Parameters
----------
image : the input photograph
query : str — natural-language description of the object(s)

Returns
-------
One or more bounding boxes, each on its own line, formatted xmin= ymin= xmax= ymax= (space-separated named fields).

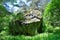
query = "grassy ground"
xmin=1 ymin=33 xmax=60 ymax=40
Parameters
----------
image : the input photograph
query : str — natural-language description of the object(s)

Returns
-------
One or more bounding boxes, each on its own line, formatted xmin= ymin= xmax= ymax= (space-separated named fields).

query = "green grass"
xmin=1 ymin=33 xmax=60 ymax=40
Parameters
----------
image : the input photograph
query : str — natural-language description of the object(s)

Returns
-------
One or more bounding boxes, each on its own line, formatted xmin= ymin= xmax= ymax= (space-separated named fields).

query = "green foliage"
xmin=1 ymin=33 xmax=48 ymax=40
xmin=0 ymin=0 xmax=4 ymax=3
xmin=0 ymin=3 xmax=42 ymax=38
xmin=43 ymin=0 xmax=60 ymax=32
xmin=9 ymin=20 xmax=41 ymax=36
xmin=1 ymin=33 xmax=60 ymax=40
xmin=0 ymin=4 xmax=14 ymax=36
xmin=1 ymin=0 xmax=60 ymax=40
xmin=15 ymin=13 xmax=25 ymax=21
xmin=0 ymin=5 xmax=11 ymax=17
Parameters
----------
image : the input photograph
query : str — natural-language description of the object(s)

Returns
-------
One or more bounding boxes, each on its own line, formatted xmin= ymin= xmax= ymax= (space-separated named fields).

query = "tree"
xmin=43 ymin=0 xmax=60 ymax=32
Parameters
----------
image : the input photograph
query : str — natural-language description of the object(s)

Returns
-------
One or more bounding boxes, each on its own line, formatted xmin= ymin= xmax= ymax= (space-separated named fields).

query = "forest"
xmin=0 ymin=0 xmax=60 ymax=40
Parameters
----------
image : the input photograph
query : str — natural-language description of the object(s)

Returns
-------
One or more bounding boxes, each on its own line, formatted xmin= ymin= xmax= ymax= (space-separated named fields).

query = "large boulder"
xmin=24 ymin=9 xmax=42 ymax=23
xmin=9 ymin=9 xmax=42 ymax=36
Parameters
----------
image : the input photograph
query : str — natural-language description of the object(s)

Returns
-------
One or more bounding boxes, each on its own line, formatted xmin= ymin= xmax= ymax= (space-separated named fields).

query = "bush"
xmin=43 ymin=0 xmax=60 ymax=32
xmin=0 ymin=5 xmax=11 ymax=33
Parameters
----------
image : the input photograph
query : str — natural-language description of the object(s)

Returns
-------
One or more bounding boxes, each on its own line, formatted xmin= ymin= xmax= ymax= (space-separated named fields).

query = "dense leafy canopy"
xmin=43 ymin=0 xmax=60 ymax=32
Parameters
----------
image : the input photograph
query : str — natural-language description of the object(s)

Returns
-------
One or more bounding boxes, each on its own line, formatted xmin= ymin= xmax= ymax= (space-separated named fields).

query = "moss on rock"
xmin=9 ymin=19 xmax=41 ymax=36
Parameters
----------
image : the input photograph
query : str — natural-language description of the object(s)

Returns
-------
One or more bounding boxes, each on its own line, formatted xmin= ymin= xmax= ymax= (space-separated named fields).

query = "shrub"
xmin=43 ymin=0 xmax=60 ymax=32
